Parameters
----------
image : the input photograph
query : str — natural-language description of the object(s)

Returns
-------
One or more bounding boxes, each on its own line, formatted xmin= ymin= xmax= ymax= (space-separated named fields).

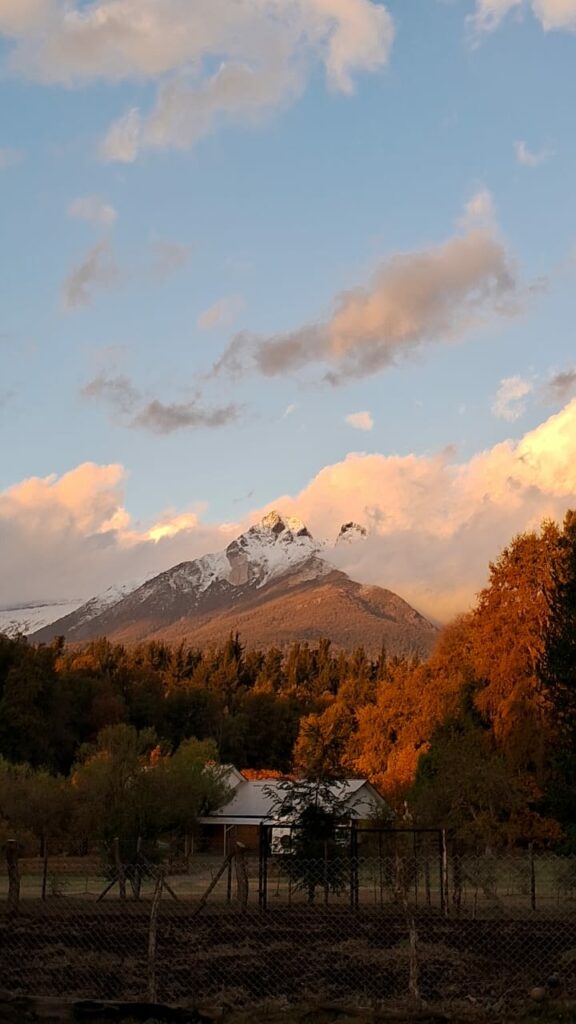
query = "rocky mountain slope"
xmin=32 ymin=512 xmax=438 ymax=656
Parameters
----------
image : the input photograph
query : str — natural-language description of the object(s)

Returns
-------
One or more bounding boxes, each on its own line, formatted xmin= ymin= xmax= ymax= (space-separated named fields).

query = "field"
xmin=2 ymin=900 xmax=576 ymax=1014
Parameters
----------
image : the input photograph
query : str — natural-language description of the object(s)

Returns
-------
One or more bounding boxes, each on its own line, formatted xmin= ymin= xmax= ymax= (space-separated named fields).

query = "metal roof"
xmin=199 ymin=777 xmax=387 ymax=827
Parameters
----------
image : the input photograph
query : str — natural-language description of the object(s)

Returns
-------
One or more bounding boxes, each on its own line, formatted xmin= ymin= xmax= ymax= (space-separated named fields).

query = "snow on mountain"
xmin=28 ymin=510 xmax=437 ymax=655
xmin=0 ymin=600 xmax=84 ymax=638
xmin=224 ymin=510 xmax=322 ymax=588
xmin=23 ymin=512 xmax=366 ymax=642
xmin=65 ymin=576 xmax=153 ymax=631
xmin=336 ymin=521 xmax=368 ymax=545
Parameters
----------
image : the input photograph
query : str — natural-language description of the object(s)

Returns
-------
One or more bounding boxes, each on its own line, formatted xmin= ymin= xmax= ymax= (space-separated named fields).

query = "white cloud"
xmin=5 ymin=401 xmax=576 ymax=620
xmin=491 ymin=375 xmax=534 ymax=420
xmin=460 ymin=188 xmax=496 ymax=228
xmin=0 ymin=146 xmax=23 ymax=169
xmin=0 ymin=0 xmax=394 ymax=162
xmin=515 ymin=140 xmax=551 ymax=166
xmin=345 ymin=410 xmax=374 ymax=431
xmin=197 ymin=295 xmax=245 ymax=331
xmin=100 ymin=107 xmax=141 ymax=164
xmin=68 ymin=195 xmax=118 ymax=226
xmin=470 ymin=0 xmax=576 ymax=34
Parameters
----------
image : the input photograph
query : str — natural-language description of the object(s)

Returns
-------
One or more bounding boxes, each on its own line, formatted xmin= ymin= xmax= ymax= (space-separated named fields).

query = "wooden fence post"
xmin=529 ymin=843 xmax=536 ymax=912
xmin=133 ymin=837 xmax=143 ymax=901
xmin=113 ymin=837 xmax=126 ymax=901
xmin=441 ymin=830 xmax=449 ymax=918
xmin=147 ymin=871 xmax=164 ymax=1002
xmin=6 ymin=841 xmax=20 ymax=917
xmin=41 ymin=840 xmax=49 ymax=902
xmin=235 ymin=843 xmax=249 ymax=912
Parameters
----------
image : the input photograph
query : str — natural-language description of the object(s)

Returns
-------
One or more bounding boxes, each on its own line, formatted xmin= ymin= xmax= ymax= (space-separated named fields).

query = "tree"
xmin=539 ymin=511 xmax=576 ymax=840
xmin=267 ymin=777 xmax=350 ymax=903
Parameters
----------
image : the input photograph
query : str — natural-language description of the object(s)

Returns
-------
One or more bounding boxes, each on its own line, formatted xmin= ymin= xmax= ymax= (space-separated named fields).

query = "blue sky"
xmin=2 ymin=0 xmax=576 ymax=616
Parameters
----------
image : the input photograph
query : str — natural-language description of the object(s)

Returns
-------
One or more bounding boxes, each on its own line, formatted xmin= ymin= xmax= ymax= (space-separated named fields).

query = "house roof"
xmin=199 ymin=775 xmax=387 ymax=827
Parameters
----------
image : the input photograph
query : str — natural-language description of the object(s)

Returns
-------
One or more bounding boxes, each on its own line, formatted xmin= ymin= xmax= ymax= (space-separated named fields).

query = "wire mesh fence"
xmin=3 ymin=840 xmax=576 ymax=1016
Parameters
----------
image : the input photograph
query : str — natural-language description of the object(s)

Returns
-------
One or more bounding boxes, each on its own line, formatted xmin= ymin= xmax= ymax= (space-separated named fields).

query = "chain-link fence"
xmin=2 ymin=840 xmax=576 ymax=1017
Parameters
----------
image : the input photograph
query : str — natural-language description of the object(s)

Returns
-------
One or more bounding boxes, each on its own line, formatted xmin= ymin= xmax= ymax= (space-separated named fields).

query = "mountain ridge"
xmin=31 ymin=512 xmax=438 ymax=656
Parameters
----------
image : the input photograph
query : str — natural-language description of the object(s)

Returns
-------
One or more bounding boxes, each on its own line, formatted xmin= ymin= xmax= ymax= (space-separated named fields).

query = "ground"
xmin=2 ymin=902 xmax=576 ymax=1021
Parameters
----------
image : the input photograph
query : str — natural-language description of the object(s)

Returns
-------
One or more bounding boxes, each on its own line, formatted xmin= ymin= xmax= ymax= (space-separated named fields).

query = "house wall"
xmin=198 ymin=823 xmax=261 ymax=855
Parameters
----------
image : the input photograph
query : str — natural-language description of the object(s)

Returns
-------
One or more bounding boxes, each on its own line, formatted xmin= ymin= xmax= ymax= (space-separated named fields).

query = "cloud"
xmin=82 ymin=372 xmax=240 ymax=434
xmin=545 ymin=367 xmax=576 ymax=402
xmin=0 ymin=146 xmax=23 ymax=169
xmin=82 ymin=373 xmax=139 ymax=415
xmin=62 ymin=242 xmax=119 ymax=310
xmin=197 ymin=295 xmax=245 ymax=331
xmin=345 ymin=411 xmax=374 ymax=431
xmin=491 ymin=375 xmax=533 ymax=420
xmin=0 ymin=390 xmax=14 ymax=412
xmin=149 ymin=239 xmax=191 ymax=280
xmin=0 ymin=0 xmax=394 ymax=162
xmin=0 ymin=0 xmax=53 ymax=35
xmin=62 ymin=238 xmax=188 ymax=307
xmin=263 ymin=397 xmax=576 ymax=620
xmin=470 ymin=0 xmax=576 ymax=34
xmin=459 ymin=188 xmax=496 ymax=227
xmin=0 ymin=462 xmax=236 ymax=606
xmin=68 ymin=195 xmax=118 ymax=226
xmin=132 ymin=399 xmax=240 ymax=434
xmin=214 ymin=195 xmax=520 ymax=385
xmin=515 ymin=140 xmax=551 ymax=167
xmin=5 ymin=400 xmax=576 ymax=618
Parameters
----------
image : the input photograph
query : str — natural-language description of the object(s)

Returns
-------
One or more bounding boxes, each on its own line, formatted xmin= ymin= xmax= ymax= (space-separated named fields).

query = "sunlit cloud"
xmin=491 ymin=375 xmax=533 ymax=420
xmin=214 ymin=193 xmax=521 ymax=385
xmin=470 ymin=0 xmax=576 ymax=34
xmin=345 ymin=411 xmax=374 ymax=431
xmin=5 ymin=401 xmax=576 ymax=619
xmin=197 ymin=295 xmax=245 ymax=331
xmin=0 ymin=0 xmax=394 ymax=162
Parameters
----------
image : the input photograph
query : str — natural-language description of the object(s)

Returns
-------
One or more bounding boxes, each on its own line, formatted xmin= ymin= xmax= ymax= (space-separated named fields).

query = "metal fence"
xmin=2 ymin=841 xmax=576 ymax=1018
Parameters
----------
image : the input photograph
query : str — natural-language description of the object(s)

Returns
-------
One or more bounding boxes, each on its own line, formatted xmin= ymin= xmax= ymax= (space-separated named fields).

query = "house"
xmin=198 ymin=768 xmax=389 ymax=855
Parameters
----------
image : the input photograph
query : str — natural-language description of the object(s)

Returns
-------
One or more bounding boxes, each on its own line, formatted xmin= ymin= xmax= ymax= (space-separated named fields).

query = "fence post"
xmin=113 ymin=837 xmax=126 ymax=901
xmin=132 ymin=836 xmax=143 ymax=901
xmin=147 ymin=870 xmax=164 ymax=1002
xmin=6 ymin=840 xmax=20 ymax=917
xmin=41 ymin=840 xmax=49 ymax=901
xmin=258 ymin=825 xmax=268 ymax=911
xmin=529 ymin=843 xmax=536 ymax=911
xmin=235 ymin=842 xmax=249 ymax=912
xmin=441 ymin=830 xmax=449 ymax=917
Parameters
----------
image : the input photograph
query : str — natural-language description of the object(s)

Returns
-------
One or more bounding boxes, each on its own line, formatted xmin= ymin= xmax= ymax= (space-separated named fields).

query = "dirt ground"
xmin=2 ymin=902 xmax=576 ymax=1020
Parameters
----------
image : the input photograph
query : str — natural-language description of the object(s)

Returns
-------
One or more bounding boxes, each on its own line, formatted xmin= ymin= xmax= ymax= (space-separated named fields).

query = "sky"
xmin=1 ymin=0 xmax=576 ymax=621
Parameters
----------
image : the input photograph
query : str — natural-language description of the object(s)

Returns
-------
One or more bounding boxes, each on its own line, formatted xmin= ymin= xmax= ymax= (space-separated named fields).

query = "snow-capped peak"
xmin=224 ymin=511 xmax=318 ymax=587
xmin=336 ymin=521 xmax=368 ymax=545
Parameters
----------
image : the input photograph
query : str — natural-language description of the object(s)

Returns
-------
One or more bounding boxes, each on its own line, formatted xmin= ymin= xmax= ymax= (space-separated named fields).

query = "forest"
xmin=1 ymin=510 xmax=576 ymax=854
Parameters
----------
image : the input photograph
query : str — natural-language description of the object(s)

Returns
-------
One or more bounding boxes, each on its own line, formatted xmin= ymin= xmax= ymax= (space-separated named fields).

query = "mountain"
xmin=0 ymin=600 xmax=84 ymax=638
xmin=31 ymin=511 xmax=438 ymax=657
